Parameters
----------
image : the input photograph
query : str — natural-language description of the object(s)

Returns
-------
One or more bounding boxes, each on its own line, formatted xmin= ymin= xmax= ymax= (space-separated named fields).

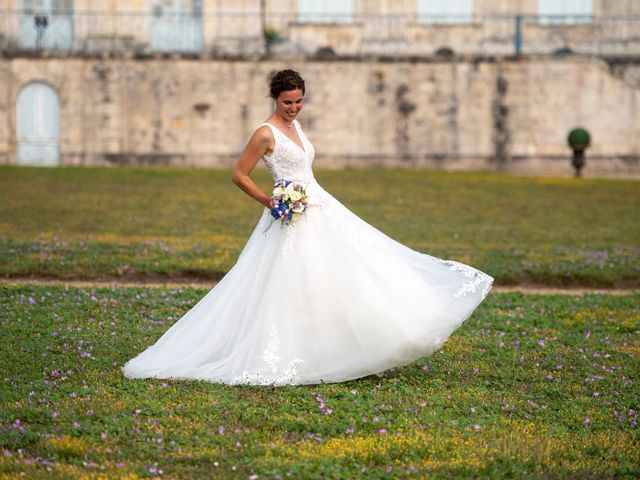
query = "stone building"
xmin=0 ymin=0 xmax=638 ymax=174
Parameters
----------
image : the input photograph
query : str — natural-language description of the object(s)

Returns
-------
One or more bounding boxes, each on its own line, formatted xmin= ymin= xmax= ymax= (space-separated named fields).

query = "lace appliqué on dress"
xmin=231 ymin=325 xmax=304 ymax=386
xmin=312 ymin=196 xmax=380 ymax=257
xmin=260 ymin=121 xmax=314 ymax=185
xmin=438 ymin=259 xmax=494 ymax=299
xmin=281 ymin=221 xmax=297 ymax=259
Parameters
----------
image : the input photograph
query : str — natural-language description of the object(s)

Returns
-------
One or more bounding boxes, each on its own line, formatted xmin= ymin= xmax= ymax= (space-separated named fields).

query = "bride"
xmin=122 ymin=69 xmax=493 ymax=386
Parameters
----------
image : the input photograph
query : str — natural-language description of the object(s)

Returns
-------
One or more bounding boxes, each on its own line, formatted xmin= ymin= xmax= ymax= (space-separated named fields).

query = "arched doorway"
xmin=16 ymin=82 xmax=61 ymax=166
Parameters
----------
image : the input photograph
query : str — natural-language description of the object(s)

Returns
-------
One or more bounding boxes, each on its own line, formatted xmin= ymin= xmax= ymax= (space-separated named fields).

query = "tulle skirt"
xmin=121 ymin=178 xmax=493 ymax=385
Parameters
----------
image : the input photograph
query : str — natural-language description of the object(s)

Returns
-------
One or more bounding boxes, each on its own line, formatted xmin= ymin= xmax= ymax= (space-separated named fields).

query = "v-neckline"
xmin=265 ymin=121 xmax=306 ymax=154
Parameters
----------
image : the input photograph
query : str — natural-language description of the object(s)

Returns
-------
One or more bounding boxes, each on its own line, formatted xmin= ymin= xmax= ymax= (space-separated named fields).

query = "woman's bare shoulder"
xmin=250 ymin=124 xmax=274 ymax=153
xmin=255 ymin=123 xmax=272 ymax=134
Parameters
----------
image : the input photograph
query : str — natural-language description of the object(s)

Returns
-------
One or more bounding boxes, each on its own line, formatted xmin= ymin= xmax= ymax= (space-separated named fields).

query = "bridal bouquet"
xmin=268 ymin=179 xmax=309 ymax=227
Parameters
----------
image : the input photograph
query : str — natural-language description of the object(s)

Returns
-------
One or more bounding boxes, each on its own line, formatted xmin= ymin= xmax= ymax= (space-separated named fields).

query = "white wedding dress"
xmin=122 ymin=120 xmax=493 ymax=386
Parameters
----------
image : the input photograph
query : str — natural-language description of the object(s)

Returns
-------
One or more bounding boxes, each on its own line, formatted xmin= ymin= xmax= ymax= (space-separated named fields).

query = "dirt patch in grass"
xmin=1 ymin=276 xmax=638 ymax=295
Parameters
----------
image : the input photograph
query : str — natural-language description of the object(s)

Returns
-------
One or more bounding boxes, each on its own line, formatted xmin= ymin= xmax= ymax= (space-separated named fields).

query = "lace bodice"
xmin=260 ymin=120 xmax=315 ymax=184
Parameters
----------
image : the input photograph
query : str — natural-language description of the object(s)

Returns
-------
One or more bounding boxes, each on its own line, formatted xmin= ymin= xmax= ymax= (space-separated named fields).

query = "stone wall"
xmin=1 ymin=56 xmax=638 ymax=174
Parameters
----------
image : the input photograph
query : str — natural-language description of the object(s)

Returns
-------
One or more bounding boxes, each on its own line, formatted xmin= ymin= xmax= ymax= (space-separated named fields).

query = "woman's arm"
xmin=232 ymin=127 xmax=273 ymax=208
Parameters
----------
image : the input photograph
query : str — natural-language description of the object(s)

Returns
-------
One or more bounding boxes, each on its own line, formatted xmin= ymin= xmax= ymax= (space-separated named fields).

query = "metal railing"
xmin=0 ymin=9 xmax=638 ymax=58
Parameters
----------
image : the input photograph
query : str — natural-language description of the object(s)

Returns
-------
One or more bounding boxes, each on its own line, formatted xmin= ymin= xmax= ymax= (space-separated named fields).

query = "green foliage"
xmin=1 ymin=166 xmax=638 ymax=287
xmin=0 ymin=285 xmax=638 ymax=478
xmin=568 ymin=128 xmax=591 ymax=149
xmin=263 ymin=26 xmax=280 ymax=44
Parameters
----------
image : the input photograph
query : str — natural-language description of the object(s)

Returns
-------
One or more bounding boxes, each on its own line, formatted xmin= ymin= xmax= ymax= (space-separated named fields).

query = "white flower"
xmin=283 ymin=183 xmax=295 ymax=195
xmin=289 ymin=190 xmax=302 ymax=202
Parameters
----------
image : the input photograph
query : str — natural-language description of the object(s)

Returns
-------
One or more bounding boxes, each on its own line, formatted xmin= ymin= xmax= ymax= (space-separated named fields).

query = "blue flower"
xmin=270 ymin=208 xmax=282 ymax=219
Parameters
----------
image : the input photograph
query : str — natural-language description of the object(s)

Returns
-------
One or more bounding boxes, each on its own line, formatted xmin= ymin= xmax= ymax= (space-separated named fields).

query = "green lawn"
xmin=1 ymin=166 xmax=639 ymax=286
xmin=0 ymin=286 xmax=638 ymax=478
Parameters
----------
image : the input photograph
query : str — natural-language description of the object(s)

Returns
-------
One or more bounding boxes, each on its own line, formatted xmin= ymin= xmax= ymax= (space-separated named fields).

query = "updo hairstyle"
xmin=268 ymin=69 xmax=305 ymax=99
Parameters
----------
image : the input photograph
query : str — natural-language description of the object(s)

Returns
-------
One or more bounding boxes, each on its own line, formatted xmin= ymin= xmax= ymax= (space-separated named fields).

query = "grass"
xmin=0 ymin=285 xmax=638 ymax=478
xmin=1 ymin=166 xmax=639 ymax=286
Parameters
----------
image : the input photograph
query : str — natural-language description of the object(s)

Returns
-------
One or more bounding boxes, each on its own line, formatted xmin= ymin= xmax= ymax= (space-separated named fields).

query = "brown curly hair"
xmin=268 ymin=69 xmax=305 ymax=99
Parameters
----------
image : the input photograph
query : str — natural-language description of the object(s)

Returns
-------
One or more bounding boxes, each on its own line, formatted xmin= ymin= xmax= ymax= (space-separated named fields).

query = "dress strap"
xmin=260 ymin=122 xmax=278 ymax=132
xmin=261 ymin=121 xmax=298 ymax=135
xmin=260 ymin=122 xmax=282 ymax=140
xmin=292 ymin=119 xmax=304 ymax=141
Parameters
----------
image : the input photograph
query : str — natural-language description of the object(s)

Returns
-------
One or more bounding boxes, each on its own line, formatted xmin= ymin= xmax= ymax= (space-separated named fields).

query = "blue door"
xmin=298 ymin=0 xmax=353 ymax=23
xmin=150 ymin=0 xmax=203 ymax=53
xmin=20 ymin=0 xmax=74 ymax=50
xmin=17 ymin=82 xmax=61 ymax=166
xmin=418 ymin=0 xmax=472 ymax=23
xmin=538 ymin=0 xmax=593 ymax=23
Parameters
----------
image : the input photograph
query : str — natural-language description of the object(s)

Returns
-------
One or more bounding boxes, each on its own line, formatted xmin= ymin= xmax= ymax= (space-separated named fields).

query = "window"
xmin=418 ymin=0 xmax=473 ymax=24
xmin=20 ymin=0 xmax=74 ymax=50
xmin=538 ymin=0 xmax=593 ymax=24
xmin=150 ymin=0 xmax=203 ymax=53
xmin=298 ymin=0 xmax=353 ymax=23
xmin=17 ymin=82 xmax=61 ymax=166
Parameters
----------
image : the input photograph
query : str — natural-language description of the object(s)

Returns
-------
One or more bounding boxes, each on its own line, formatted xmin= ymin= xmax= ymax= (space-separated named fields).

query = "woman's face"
xmin=275 ymin=89 xmax=304 ymax=122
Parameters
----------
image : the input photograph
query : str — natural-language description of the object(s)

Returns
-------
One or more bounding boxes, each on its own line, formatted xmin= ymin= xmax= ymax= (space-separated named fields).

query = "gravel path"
xmin=1 ymin=278 xmax=637 ymax=295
